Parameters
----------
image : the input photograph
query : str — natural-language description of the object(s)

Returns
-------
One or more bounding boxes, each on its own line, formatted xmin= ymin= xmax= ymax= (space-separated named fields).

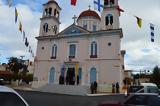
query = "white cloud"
xmin=0 ymin=1 xmax=41 ymax=61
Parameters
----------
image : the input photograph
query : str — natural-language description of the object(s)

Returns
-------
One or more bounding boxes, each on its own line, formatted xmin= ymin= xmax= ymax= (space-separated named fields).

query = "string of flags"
xmin=93 ymin=0 xmax=157 ymax=43
xmin=71 ymin=0 xmax=77 ymax=6
xmin=14 ymin=7 xmax=35 ymax=57
xmin=150 ymin=23 xmax=155 ymax=42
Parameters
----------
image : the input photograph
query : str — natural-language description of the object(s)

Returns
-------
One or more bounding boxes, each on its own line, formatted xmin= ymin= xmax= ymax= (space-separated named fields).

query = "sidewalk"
xmin=6 ymin=84 xmax=33 ymax=91
xmin=86 ymin=93 xmax=125 ymax=96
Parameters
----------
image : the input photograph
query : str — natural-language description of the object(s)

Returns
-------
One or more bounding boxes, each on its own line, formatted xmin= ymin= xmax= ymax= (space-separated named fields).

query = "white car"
xmin=0 ymin=86 xmax=29 ymax=106
xmin=128 ymin=83 xmax=160 ymax=94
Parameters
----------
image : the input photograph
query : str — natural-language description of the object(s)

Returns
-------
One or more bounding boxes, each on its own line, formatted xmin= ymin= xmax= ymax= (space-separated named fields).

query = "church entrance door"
xmin=66 ymin=68 xmax=75 ymax=85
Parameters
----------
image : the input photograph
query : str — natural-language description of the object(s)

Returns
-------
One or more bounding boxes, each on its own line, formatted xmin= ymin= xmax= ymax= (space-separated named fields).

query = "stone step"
xmin=36 ymin=84 xmax=90 ymax=96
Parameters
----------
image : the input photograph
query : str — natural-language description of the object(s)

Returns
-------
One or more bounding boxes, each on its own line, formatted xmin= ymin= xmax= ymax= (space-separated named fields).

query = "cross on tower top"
xmin=72 ymin=15 xmax=77 ymax=24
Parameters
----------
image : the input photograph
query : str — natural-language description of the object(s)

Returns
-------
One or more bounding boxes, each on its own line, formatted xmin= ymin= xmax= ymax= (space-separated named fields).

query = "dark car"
xmin=98 ymin=93 xmax=160 ymax=106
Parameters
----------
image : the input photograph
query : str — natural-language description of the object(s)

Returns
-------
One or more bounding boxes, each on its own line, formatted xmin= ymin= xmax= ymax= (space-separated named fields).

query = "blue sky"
xmin=0 ymin=0 xmax=160 ymax=71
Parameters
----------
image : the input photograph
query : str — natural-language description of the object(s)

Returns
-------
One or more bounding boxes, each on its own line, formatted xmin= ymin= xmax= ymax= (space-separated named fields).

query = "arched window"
xmin=83 ymin=20 xmax=87 ymax=29
xmin=54 ymin=9 xmax=57 ymax=16
xmin=105 ymin=14 xmax=113 ymax=25
xmin=93 ymin=25 xmax=97 ymax=31
xmin=51 ymin=44 xmax=57 ymax=59
xmin=49 ymin=7 xmax=52 ymax=16
xmin=48 ymin=67 xmax=55 ymax=84
xmin=90 ymin=41 xmax=97 ymax=58
xmin=110 ymin=0 xmax=115 ymax=5
xmin=44 ymin=8 xmax=48 ymax=16
xmin=104 ymin=0 xmax=109 ymax=6
xmin=56 ymin=11 xmax=59 ymax=18
xmin=43 ymin=23 xmax=48 ymax=32
xmin=90 ymin=67 xmax=97 ymax=84
xmin=69 ymin=44 xmax=76 ymax=58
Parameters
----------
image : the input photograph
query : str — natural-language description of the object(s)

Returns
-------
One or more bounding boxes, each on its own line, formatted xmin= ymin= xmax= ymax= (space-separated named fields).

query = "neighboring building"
xmin=0 ymin=64 xmax=6 ymax=71
xmin=124 ymin=70 xmax=132 ymax=80
xmin=32 ymin=0 xmax=125 ymax=93
xmin=27 ymin=61 xmax=34 ymax=74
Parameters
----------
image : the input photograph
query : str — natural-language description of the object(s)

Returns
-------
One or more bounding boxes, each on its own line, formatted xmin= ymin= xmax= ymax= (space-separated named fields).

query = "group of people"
xmin=90 ymin=81 xmax=98 ymax=94
xmin=112 ymin=82 xmax=120 ymax=93
xmin=59 ymin=75 xmax=80 ymax=85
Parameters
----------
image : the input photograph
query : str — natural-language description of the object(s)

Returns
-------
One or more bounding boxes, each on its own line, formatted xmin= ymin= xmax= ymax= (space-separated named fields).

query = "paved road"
xmin=17 ymin=90 xmax=126 ymax=106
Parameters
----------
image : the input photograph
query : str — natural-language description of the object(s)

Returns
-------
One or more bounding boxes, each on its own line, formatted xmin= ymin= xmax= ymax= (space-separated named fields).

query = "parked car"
xmin=128 ymin=83 xmax=159 ymax=94
xmin=98 ymin=93 xmax=160 ymax=106
xmin=0 ymin=86 xmax=29 ymax=106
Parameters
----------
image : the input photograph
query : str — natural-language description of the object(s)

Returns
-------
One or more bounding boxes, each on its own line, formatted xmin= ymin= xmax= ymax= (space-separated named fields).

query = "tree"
xmin=7 ymin=57 xmax=29 ymax=84
xmin=150 ymin=66 xmax=160 ymax=85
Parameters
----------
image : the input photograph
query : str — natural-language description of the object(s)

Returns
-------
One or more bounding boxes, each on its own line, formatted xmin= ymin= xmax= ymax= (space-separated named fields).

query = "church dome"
xmin=78 ymin=9 xmax=101 ymax=20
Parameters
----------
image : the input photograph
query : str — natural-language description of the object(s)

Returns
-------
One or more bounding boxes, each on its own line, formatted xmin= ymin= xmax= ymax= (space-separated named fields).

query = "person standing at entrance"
xmin=112 ymin=83 xmax=115 ymax=93
xmin=90 ymin=82 xmax=94 ymax=94
xmin=77 ymin=75 xmax=79 ymax=85
xmin=94 ymin=81 xmax=98 ymax=93
xmin=116 ymin=82 xmax=120 ymax=93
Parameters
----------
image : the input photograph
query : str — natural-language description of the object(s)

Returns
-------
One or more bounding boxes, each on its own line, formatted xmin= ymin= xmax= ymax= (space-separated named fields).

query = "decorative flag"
xmin=15 ymin=7 xmax=18 ymax=23
xmin=23 ymin=31 xmax=25 ymax=41
xmin=7 ymin=0 xmax=13 ymax=7
xmin=29 ymin=46 xmax=31 ymax=52
xmin=71 ymin=0 xmax=77 ymax=6
xmin=136 ymin=17 xmax=142 ymax=28
xmin=32 ymin=53 xmax=34 ymax=58
xmin=94 ymin=0 xmax=103 ymax=12
xmin=117 ymin=6 xmax=124 ymax=16
xmin=150 ymin=23 xmax=155 ymax=42
xmin=19 ymin=21 xmax=22 ymax=33
xmin=75 ymin=63 xmax=78 ymax=81
xmin=25 ymin=38 xmax=29 ymax=47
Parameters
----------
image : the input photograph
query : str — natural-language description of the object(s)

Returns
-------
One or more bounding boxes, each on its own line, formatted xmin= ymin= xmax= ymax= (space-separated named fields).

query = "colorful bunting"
xmin=94 ymin=0 xmax=103 ymax=12
xmin=29 ymin=46 xmax=31 ymax=52
xmin=23 ymin=31 xmax=25 ymax=41
xmin=136 ymin=17 xmax=142 ymax=28
xmin=150 ymin=23 xmax=155 ymax=42
xmin=117 ymin=6 xmax=124 ymax=16
xmin=19 ymin=21 xmax=22 ymax=33
xmin=71 ymin=0 xmax=77 ymax=6
xmin=25 ymin=38 xmax=29 ymax=47
xmin=75 ymin=63 xmax=79 ymax=80
xmin=15 ymin=7 xmax=18 ymax=23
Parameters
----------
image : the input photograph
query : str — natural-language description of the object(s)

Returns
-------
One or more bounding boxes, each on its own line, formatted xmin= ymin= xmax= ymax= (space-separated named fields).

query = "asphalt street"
xmin=17 ymin=90 xmax=126 ymax=106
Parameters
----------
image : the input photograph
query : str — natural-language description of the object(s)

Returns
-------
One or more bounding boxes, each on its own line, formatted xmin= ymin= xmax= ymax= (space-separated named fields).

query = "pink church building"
xmin=32 ymin=0 xmax=126 ymax=94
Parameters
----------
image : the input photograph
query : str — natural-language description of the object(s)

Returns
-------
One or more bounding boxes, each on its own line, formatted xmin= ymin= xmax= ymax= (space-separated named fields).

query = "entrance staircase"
xmin=36 ymin=84 xmax=90 ymax=96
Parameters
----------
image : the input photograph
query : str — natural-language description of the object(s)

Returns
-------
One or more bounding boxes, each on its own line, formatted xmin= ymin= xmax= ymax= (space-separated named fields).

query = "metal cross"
xmin=72 ymin=15 xmax=77 ymax=24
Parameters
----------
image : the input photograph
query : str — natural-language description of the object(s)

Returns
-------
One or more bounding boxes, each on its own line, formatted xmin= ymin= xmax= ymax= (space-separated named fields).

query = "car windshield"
xmin=147 ymin=86 xmax=159 ymax=93
xmin=128 ymin=86 xmax=144 ymax=93
xmin=0 ymin=92 xmax=26 ymax=106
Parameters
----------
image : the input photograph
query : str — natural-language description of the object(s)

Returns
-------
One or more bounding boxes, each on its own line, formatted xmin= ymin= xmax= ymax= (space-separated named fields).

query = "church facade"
xmin=32 ymin=0 xmax=125 ymax=92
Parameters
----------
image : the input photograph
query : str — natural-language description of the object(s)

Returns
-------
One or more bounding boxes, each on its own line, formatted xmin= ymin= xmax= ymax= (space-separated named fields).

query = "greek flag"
xmin=150 ymin=23 xmax=155 ymax=42
xmin=94 ymin=0 xmax=104 ymax=12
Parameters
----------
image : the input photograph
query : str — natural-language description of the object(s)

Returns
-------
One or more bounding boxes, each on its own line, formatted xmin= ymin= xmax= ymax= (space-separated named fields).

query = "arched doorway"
xmin=48 ymin=67 xmax=55 ymax=84
xmin=90 ymin=67 xmax=97 ymax=84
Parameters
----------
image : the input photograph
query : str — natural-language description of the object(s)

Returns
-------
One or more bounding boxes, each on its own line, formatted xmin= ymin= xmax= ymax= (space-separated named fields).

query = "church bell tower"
xmin=39 ymin=0 xmax=61 ymax=36
xmin=101 ymin=0 xmax=120 ymax=30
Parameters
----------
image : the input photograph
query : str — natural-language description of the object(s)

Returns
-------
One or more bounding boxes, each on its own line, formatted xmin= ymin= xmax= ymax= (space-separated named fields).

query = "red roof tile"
xmin=78 ymin=9 xmax=101 ymax=20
